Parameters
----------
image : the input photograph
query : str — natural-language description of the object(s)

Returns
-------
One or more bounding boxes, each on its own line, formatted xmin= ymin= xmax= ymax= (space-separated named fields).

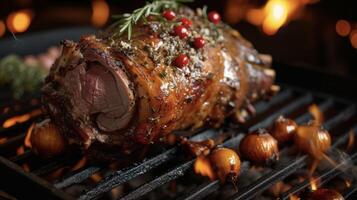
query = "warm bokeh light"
xmin=289 ymin=195 xmax=300 ymax=200
xmin=6 ymin=9 xmax=33 ymax=33
xmin=310 ymin=178 xmax=318 ymax=191
xmin=0 ymin=20 xmax=6 ymax=37
xmin=194 ymin=155 xmax=215 ymax=180
xmin=91 ymin=0 xmax=110 ymax=27
xmin=350 ymin=30 xmax=357 ymax=49
xmin=263 ymin=0 xmax=289 ymax=35
xmin=246 ymin=9 xmax=265 ymax=26
xmin=244 ymin=0 xmax=319 ymax=35
xmin=336 ymin=20 xmax=351 ymax=37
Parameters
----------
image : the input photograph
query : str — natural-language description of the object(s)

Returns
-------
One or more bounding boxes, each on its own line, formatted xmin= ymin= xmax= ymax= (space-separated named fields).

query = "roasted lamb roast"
xmin=38 ymin=6 xmax=276 ymax=159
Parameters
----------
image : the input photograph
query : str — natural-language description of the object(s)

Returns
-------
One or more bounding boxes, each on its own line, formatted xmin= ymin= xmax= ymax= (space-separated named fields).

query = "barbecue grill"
xmin=0 ymin=28 xmax=356 ymax=200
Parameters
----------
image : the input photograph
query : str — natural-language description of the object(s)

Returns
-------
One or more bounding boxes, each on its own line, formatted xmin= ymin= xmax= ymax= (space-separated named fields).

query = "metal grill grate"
xmin=0 ymin=84 xmax=356 ymax=200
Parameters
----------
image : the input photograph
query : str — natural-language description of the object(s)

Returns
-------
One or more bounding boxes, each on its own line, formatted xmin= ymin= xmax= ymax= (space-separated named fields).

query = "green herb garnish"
xmin=0 ymin=55 xmax=46 ymax=98
xmin=112 ymin=0 xmax=193 ymax=40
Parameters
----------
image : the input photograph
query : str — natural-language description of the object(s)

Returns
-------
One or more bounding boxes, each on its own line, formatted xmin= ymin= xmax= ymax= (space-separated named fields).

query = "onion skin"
xmin=30 ymin=120 xmax=66 ymax=158
xmin=308 ymin=189 xmax=344 ymax=200
xmin=239 ymin=129 xmax=279 ymax=165
xmin=294 ymin=125 xmax=331 ymax=158
xmin=270 ymin=116 xmax=297 ymax=144
xmin=208 ymin=147 xmax=241 ymax=182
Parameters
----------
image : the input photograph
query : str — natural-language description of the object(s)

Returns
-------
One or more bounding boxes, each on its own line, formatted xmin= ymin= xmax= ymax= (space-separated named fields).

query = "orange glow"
xmin=46 ymin=168 xmax=65 ymax=181
xmin=2 ymin=109 xmax=42 ymax=128
xmin=308 ymin=104 xmax=323 ymax=125
xmin=245 ymin=0 xmax=319 ymax=35
xmin=91 ymin=0 xmax=110 ymax=27
xmin=246 ymin=9 xmax=265 ymax=26
xmin=350 ymin=30 xmax=357 ymax=49
xmin=289 ymin=195 xmax=300 ymax=200
xmin=6 ymin=9 xmax=33 ymax=33
xmin=346 ymin=130 xmax=355 ymax=152
xmin=24 ymin=123 xmax=35 ymax=148
xmin=346 ymin=179 xmax=352 ymax=187
xmin=0 ymin=20 xmax=5 ymax=37
xmin=336 ymin=20 xmax=351 ymax=37
xmin=17 ymin=146 xmax=30 ymax=172
xmin=310 ymin=177 xmax=318 ymax=191
xmin=194 ymin=155 xmax=215 ymax=180
xmin=90 ymin=173 xmax=103 ymax=183
xmin=263 ymin=0 xmax=290 ymax=35
xmin=71 ymin=156 xmax=88 ymax=171
xmin=0 ymin=137 xmax=7 ymax=145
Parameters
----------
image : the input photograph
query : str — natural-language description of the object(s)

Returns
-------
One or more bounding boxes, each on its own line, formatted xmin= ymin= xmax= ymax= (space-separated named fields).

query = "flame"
xmin=336 ymin=20 xmax=351 ymax=37
xmin=289 ymin=195 xmax=300 ymax=200
xmin=308 ymin=104 xmax=323 ymax=125
xmin=2 ymin=109 xmax=42 ymax=128
xmin=262 ymin=0 xmax=290 ymax=35
xmin=310 ymin=177 xmax=318 ymax=191
xmin=24 ymin=123 xmax=35 ymax=148
xmin=71 ymin=156 xmax=88 ymax=171
xmin=16 ymin=146 xmax=30 ymax=172
xmin=346 ymin=130 xmax=355 ymax=152
xmin=45 ymin=168 xmax=65 ymax=181
xmin=90 ymin=173 xmax=103 ymax=183
xmin=244 ymin=0 xmax=319 ymax=35
xmin=0 ymin=20 xmax=5 ymax=37
xmin=194 ymin=155 xmax=215 ymax=180
xmin=91 ymin=0 xmax=110 ymax=27
xmin=346 ymin=179 xmax=352 ymax=187
xmin=6 ymin=9 xmax=33 ymax=33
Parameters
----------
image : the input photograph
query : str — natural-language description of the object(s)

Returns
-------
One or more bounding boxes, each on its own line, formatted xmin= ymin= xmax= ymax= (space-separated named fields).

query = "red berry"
xmin=193 ymin=37 xmax=205 ymax=49
xmin=163 ymin=10 xmax=176 ymax=21
xmin=173 ymin=54 xmax=189 ymax=68
xmin=180 ymin=17 xmax=192 ymax=28
xmin=174 ymin=25 xmax=189 ymax=39
xmin=208 ymin=11 xmax=221 ymax=25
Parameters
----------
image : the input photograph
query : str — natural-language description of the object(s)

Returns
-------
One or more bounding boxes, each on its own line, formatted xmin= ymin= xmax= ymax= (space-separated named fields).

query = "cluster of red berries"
xmin=162 ymin=10 xmax=221 ymax=68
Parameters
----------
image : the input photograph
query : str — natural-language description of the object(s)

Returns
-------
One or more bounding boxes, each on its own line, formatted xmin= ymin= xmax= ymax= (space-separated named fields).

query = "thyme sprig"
xmin=112 ymin=0 xmax=193 ymax=40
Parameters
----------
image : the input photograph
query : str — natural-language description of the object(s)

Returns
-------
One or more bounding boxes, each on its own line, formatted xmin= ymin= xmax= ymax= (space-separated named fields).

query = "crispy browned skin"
xmin=42 ymin=7 xmax=275 ymax=155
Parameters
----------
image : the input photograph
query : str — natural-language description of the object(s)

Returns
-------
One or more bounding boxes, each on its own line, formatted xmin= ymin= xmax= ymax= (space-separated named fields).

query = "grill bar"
xmin=343 ymin=184 xmax=357 ymax=199
xmin=280 ymin=153 xmax=357 ymax=200
xmin=120 ymin=160 xmax=195 ymax=200
xmin=249 ymin=93 xmax=313 ymax=132
xmin=249 ymin=89 xmax=292 ymax=116
xmin=0 ymin=84 xmax=356 ymax=200
xmin=229 ymin=104 xmax=356 ymax=200
xmin=120 ymin=93 xmax=314 ymax=200
xmin=79 ymin=129 xmax=218 ymax=200
xmin=0 ymin=156 xmax=72 ymax=200
xmin=54 ymin=166 xmax=101 ymax=189
xmin=278 ymin=129 xmax=357 ymax=200
xmin=177 ymin=95 xmax=329 ymax=200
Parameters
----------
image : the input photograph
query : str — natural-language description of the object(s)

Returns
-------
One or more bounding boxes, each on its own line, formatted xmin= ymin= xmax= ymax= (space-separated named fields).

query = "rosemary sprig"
xmin=112 ymin=0 xmax=193 ymax=40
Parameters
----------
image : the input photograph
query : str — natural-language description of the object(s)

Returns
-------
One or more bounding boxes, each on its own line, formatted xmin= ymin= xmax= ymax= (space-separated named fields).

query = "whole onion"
xmin=239 ymin=129 xmax=279 ymax=165
xmin=208 ymin=147 xmax=241 ymax=182
xmin=270 ymin=116 xmax=297 ymax=144
xmin=294 ymin=124 xmax=331 ymax=158
xmin=30 ymin=120 xmax=66 ymax=158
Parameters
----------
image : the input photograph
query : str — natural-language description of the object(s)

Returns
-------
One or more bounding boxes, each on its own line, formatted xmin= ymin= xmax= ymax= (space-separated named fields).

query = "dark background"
xmin=0 ymin=0 xmax=356 ymax=77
